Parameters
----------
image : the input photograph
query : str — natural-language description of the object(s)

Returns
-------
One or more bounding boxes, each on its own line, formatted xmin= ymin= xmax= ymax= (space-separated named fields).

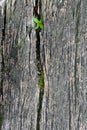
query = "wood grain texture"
xmin=0 ymin=0 xmax=87 ymax=130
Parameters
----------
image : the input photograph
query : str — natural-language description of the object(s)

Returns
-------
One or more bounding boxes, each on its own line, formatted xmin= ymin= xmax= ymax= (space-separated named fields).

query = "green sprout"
xmin=33 ymin=17 xmax=44 ymax=30
xmin=38 ymin=71 xmax=44 ymax=89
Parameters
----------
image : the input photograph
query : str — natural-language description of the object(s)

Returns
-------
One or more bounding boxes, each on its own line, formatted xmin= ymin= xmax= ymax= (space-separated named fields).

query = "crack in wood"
xmin=0 ymin=3 xmax=6 ymax=100
xmin=34 ymin=0 xmax=44 ymax=130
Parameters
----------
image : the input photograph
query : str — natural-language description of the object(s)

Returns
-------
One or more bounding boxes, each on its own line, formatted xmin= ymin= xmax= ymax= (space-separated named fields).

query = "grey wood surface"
xmin=0 ymin=0 xmax=87 ymax=130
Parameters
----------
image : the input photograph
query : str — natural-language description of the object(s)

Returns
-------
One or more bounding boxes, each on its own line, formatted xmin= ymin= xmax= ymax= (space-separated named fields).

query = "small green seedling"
xmin=38 ymin=71 xmax=44 ymax=89
xmin=33 ymin=17 xmax=44 ymax=30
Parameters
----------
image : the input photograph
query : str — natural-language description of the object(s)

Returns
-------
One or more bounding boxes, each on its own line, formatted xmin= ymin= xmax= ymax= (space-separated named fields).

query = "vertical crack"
xmin=33 ymin=0 xmax=44 ymax=130
xmin=0 ymin=3 xmax=6 ymax=100
xmin=0 ymin=3 xmax=6 ymax=129
xmin=36 ymin=31 xmax=42 ymax=73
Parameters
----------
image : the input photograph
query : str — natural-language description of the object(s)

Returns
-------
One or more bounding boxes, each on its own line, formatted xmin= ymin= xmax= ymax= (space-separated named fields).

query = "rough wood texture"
xmin=0 ymin=0 xmax=87 ymax=130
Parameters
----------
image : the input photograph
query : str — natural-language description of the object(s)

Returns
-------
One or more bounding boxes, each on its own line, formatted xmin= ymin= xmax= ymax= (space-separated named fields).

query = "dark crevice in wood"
xmin=0 ymin=3 xmax=6 ymax=130
xmin=34 ymin=0 xmax=44 ymax=130
xmin=0 ymin=3 xmax=6 ymax=100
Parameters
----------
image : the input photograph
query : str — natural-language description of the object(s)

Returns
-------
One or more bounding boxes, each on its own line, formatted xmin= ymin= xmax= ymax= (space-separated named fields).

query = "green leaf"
xmin=33 ymin=17 xmax=44 ymax=30
xmin=40 ymin=24 xmax=44 ymax=29
xmin=35 ymin=25 xmax=39 ymax=29
xmin=40 ymin=18 xmax=43 ymax=22
xmin=33 ymin=18 xmax=39 ymax=23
